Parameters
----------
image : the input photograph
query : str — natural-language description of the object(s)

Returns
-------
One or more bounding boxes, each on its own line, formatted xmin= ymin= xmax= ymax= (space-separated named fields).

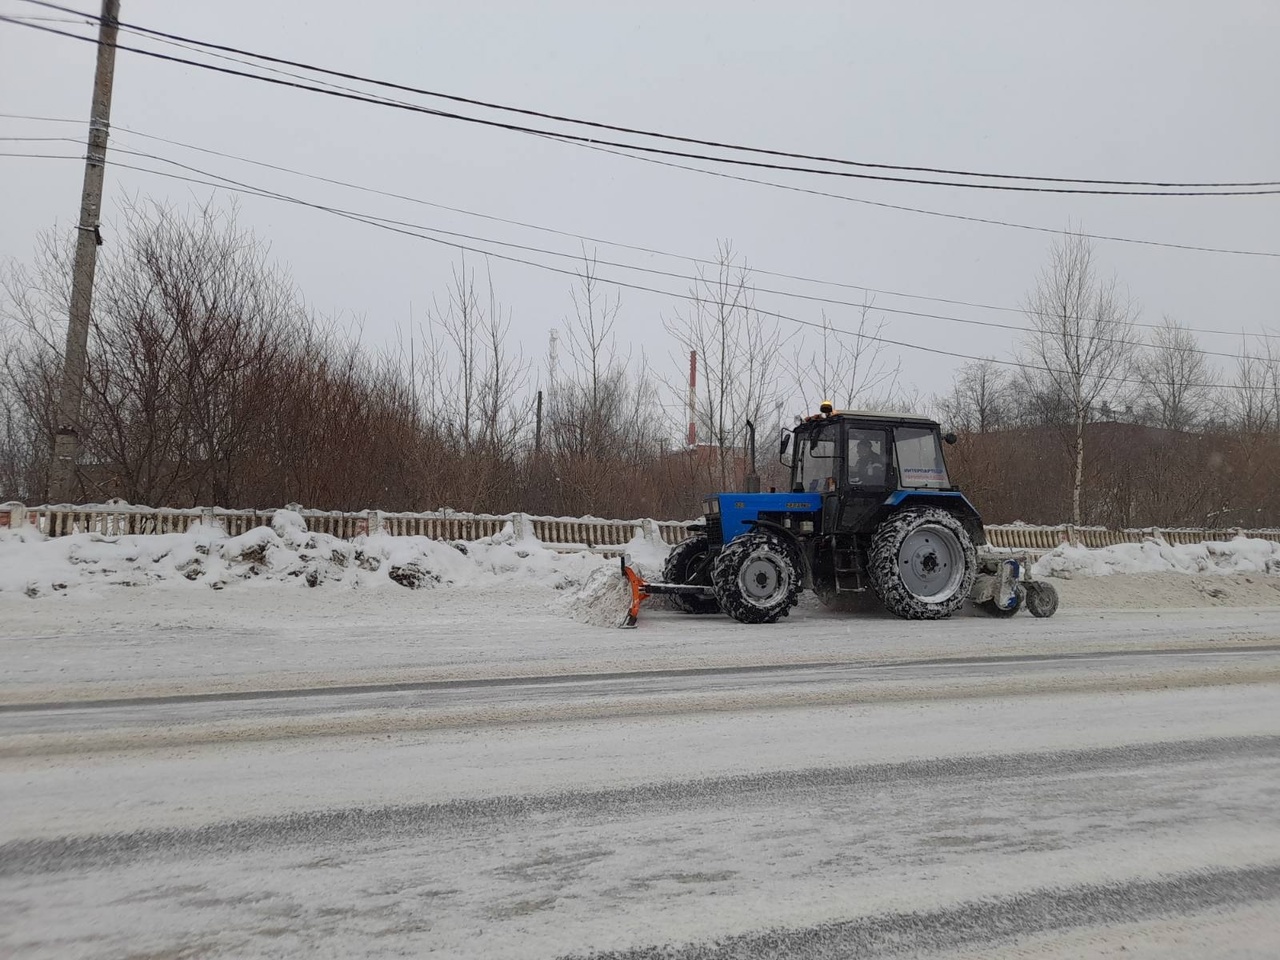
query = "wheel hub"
xmin=739 ymin=554 xmax=784 ymax=605
xmin=898 ymin=524 xmax=964 ymax=602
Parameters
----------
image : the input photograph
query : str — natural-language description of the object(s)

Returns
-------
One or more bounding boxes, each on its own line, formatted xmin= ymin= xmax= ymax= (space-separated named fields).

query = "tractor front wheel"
xmin=661 ymin=535 xmax=721 ymax=615
xmin=869 ymin=508 xmax=977 ymax=620
xmin=711 ymin=533 xmax=801 ymax=624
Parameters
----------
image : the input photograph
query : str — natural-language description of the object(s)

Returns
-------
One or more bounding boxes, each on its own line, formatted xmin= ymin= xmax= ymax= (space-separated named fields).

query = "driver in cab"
xmin=851 ymin=438 xmax=886 ymax=486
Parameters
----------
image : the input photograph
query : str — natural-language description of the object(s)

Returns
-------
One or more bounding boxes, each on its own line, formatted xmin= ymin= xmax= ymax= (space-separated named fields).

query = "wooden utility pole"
xmin=49 ymin=0 xmax=121 ymax=503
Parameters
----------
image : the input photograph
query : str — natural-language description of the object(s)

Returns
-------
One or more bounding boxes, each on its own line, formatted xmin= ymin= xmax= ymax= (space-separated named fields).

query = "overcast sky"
xmin=2 ymin=0 xmax=1277 ymax=420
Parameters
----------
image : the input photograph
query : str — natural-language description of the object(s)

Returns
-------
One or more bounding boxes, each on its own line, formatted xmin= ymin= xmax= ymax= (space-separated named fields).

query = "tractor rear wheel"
xmin=869 ymin=508 xmax=976 ymax=620
xmin=661 ymin=535 xmax=721 ymax=615
xmin=711 ymin=533 xmax=801 ymax=624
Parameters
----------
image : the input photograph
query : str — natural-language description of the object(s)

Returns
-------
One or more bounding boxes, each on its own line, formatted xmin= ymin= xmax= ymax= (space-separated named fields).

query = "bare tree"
xmin=1134 ymin=317 xmax=1212 ymax=431
xmin=938 ymin=359 xmax=1011 ymax=434
xmin=1020 ymin=231 xmax=1140 ymax=527
xmin=790 ymin=302 xmax=899 ymax=413
xmin=1216 ymin=337 xmax=1280 ymax=435
xmin=0 ymin=308 xmax=45 ymax=500
xmin=1 ymin=201 xmax=299 ymax=504
xmin=547 ymin=252 xmax=626 ymax=459
xmin=536 ymin=254 xmax=666 ymax=515
xmin=663 ymin=242 xmax=786 ymax=492
xmin=423 ymin=259 xmax=532 ymax=510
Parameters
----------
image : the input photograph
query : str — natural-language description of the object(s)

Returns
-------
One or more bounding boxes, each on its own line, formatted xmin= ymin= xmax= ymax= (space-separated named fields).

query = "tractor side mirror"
xmin=943 ymin=432 xmax=958 ymax=445
xmin=779 ymin=429 xmax=793 ymax=467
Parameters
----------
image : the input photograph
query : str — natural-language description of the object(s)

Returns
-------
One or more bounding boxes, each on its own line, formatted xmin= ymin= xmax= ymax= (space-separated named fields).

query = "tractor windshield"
xmin=894 ymin=426 xmax=950 ymax=489
xmin=848 ymin=428 xmax=890 ymax=487
xmin=794 ymin=423 xmax=839 ymax=492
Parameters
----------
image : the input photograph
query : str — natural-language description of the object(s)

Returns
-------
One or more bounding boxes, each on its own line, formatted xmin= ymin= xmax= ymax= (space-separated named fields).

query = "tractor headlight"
xmin=703 ymin=497 xmax=721 ymax=516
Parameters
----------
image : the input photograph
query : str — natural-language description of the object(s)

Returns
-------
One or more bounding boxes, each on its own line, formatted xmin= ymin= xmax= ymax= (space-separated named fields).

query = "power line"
xmin=6 ymin=111 xmax=1278 ymax=263
xmin=15 ymin=0 xmax=1280 ymax=192
xmin=32 ymin=148 xmax=1255 ymax=390
xmin=567 ymin=138 xmax=1280 ymax=260
xmin=5 ymin=12 xmax=1280 ymax=198
xmin=91 ymin=131 xmax=1280 ymax=344
xmin=102 ymin=147 xmax=1259 ymax=363
xmin=4 ymin=127 xmax=1276 ymax=349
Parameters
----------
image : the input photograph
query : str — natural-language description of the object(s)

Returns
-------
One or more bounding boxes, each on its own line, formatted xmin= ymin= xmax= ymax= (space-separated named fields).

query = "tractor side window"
xmin=795 ymin=424 xmax=838 ymax=493
xmin=894 ymin=427 xmax=950 ymax=488
xmin=848 ymin=429 xmax=890 ymax=487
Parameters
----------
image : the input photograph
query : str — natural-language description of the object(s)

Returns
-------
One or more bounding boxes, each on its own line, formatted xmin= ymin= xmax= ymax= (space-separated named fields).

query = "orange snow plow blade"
xmin=620 ymin=560 xmax=649 ymax=628
xmin=618 ymin=556 xmax=716 ymax=628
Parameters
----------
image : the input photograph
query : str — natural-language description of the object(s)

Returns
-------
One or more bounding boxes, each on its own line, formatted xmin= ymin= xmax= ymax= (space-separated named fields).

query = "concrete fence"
xmin=2 ymin=500 xmax=1278 ymax=555
xmin=0 ymin=500 xmax=694 ymax=555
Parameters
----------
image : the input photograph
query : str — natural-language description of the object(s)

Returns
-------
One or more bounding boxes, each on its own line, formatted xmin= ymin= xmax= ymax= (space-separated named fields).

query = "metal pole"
xmin=534 ymin=389 xmax=543 ymax=458
xmin=49 ymin=0 xmax=121 ymax=504
xmin=686 ymin=349 xmax=697 ymax=448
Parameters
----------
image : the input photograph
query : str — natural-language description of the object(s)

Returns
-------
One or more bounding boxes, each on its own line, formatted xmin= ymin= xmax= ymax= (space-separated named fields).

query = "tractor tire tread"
xmin=869 ymin=507 xmax=977 ymax=620
xmin=661 ymin=535 xmax=721 ymax=615
xmin=710 ymin=533 xmax=801 ymax=625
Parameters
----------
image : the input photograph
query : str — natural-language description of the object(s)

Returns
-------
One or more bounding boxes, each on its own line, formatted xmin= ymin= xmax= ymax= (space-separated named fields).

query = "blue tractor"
xmin=621 ymin=404 xmax=1058 ymax=626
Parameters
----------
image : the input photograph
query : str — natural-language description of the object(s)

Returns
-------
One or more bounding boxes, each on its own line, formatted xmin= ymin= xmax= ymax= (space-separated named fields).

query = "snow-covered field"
xmin=2 ymin=524 xmax=1280 ymax=958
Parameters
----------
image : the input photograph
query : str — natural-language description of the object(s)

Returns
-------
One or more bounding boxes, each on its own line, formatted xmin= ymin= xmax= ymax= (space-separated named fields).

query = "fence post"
xmin=1064 ymin=524 xmax=1078 ymax=547
xmin=509 ymin=512 xmax=532 ymax=541
xmin=641 ymin=517 xmax=660 ymax=545
xmin=365 ymin=509 xmax=382 ymax=536
xmin=0 ymin=502 xmax=26 ymax=530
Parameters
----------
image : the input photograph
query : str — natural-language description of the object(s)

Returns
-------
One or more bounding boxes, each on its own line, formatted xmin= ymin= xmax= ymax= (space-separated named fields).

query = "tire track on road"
xmin=4 ymin=656 xmax=1280 ymax=757
xmin=4 ymin=735 xmax=1276 ymax=877
xmin=558 ymin=864 xmax=1280 ymax=960
xmin=0 ymin=659 xmax=855 ymax=713
xmin=4 ymin=644 xmax=1280 ymax=714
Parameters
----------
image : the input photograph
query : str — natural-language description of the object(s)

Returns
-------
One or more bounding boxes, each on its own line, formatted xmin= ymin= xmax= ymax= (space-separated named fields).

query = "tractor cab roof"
xmin=796 ymin=409 xmax=940 ymax=428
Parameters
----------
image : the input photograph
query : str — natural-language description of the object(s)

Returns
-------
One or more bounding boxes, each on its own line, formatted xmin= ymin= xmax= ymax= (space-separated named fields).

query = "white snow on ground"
xmin=0 ymin=510 xmax=608 ymax=597
xmin=1033 ymin=535 xmax=1280 ymax=578
xmin=6 ymin=517 xmax=1280 ymax=594
xmin=4 ymin=519 xmax=1280 ymax=633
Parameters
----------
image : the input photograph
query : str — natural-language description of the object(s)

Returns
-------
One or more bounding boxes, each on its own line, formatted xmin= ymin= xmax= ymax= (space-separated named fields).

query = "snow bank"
xmin=1033 ymin=536 xmax=1280 ymax=579
xmin=0 ymin=519 xmax=624 ymax=598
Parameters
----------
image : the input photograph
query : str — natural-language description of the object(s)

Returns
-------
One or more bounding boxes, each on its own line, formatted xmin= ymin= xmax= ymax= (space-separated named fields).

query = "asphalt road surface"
xmin=3 ymin=618 xmax=1280 ymax=957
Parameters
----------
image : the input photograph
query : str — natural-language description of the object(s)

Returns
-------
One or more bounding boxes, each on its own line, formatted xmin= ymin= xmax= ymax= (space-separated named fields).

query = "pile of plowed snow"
xmin=6 ymin=516 xmax=1280 ymax=620
xmin=1032 ymin=536 xmax=1280 ymax=579
xmin=0 ymin=510 xmax=610 ymax=598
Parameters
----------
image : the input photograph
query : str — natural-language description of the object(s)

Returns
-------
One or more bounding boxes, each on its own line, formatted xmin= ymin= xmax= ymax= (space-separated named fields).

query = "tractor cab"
xmin=781 ymin=408 xmax=978 ymax=548
xmin=784 ymin=409 xmax=954 ymax=497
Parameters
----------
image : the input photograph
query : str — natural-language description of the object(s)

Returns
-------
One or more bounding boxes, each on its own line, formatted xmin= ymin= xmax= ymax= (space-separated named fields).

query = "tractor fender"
xmin=882 ymin=491 xmax=987 ymax=547
xmin=742 ymin=518 xmax=815 ymax=588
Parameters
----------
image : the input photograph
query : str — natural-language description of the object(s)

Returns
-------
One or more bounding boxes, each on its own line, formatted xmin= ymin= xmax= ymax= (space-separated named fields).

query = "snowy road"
xmin=2 ymin=585 xmax=1280 ymax=957
xmin=6 ymin=646 xmax=1280 ymax=755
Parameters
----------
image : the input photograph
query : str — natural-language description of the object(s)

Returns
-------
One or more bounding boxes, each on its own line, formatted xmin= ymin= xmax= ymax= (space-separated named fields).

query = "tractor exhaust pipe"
xmin=744 ymin=419 xmax=761 ymax=493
